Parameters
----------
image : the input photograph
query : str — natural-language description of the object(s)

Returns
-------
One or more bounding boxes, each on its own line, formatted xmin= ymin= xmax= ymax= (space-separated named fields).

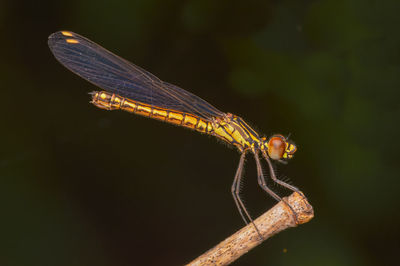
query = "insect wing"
xmin=48 ymin=31 xmax=224 ymax=119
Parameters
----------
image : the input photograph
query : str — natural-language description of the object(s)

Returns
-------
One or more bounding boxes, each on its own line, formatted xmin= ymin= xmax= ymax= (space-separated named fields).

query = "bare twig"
xmin=186 ymin=192 xmax=314 ymax=266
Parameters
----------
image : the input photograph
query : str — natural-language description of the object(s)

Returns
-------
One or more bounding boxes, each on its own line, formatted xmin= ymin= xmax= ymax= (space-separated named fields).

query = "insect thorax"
xmin=210 ymin=113 xmax=261 ymax=152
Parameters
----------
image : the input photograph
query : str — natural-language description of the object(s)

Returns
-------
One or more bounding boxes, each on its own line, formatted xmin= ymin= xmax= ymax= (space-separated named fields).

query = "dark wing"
xmin=48 ymin=31 xmax=224 ymax=120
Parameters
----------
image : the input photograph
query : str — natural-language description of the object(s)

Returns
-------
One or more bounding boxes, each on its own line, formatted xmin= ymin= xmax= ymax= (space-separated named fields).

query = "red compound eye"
xmin=267 ymin=135 xmax=286 ymax=160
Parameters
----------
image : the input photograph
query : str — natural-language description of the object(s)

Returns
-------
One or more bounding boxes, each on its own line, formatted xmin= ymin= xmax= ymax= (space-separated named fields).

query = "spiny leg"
xmin=262 ymin=150 xmax=306 ymax=199
xmin=255 ymin=151 xmax=300 ymax=223
xmin=254 ymin=151 xmax=282 ymax=202
xmin=231 ymin=152 xmax=251 ymax=224
xmin=231 ymin=152 xmax=262 ymax=238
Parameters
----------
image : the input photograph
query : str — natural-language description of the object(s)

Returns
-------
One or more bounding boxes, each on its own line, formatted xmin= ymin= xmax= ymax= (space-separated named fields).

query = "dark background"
xmin=2 ymin=0 xmax=400 ymax=265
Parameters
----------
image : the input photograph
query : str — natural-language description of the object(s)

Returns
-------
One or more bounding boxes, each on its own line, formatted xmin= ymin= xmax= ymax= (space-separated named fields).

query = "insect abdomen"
xmin=91 ymin=91 xmax=213 ymax=134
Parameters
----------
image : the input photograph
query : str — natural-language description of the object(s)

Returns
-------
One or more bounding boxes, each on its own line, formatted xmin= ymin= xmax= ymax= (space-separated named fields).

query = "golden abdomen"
xmin=91 ymin=91 xmax=213 ymax=134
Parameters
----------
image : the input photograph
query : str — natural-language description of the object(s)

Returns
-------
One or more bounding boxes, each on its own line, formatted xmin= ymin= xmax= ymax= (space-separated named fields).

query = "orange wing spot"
xmin=61 ymin=31 xmax=74 ymax=37
xmin=66 ymin=39 xmax=79 ymax=44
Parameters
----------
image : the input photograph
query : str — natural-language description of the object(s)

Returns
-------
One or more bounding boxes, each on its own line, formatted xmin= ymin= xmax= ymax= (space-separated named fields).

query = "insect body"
xmin=48 ymin=31 xmax=300 ymax=235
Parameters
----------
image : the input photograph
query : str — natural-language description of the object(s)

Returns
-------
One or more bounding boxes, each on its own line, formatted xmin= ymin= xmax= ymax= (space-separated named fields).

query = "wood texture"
xmin=186 ymin=192 xmax=314 ymax=266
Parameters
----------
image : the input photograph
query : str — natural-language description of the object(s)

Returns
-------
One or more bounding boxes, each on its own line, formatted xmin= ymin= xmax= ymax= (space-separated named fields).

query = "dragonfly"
xmin=48 ymin=31 xmax=301 ymax=236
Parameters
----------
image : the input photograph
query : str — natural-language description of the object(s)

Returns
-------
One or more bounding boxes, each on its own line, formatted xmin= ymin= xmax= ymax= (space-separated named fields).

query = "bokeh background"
xmin=2 ymin=0 xmax=400 ymax=265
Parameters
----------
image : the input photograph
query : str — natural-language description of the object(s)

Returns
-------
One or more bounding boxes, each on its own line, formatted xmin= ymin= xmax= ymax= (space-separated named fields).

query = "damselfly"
xmin=48 ymin=31 xmax=301 ymax=236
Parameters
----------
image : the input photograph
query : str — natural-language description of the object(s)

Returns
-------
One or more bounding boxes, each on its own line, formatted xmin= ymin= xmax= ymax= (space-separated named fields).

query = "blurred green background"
xmin=1 ymin=0 xmax=399 ymax=265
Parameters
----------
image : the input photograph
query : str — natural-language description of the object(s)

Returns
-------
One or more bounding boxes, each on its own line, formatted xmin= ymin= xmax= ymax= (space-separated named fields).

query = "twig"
xmin=186 ymin=192 xmax=314 ymax=266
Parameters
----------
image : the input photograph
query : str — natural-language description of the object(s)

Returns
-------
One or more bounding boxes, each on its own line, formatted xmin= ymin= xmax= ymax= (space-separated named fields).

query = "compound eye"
xmin=268 ymin=136 xmax=286 ymax=160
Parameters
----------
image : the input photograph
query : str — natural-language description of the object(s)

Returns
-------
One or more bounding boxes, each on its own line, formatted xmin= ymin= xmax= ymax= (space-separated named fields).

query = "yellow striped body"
xmin=210 ymin=113 xmax=261 ymax=152
xmin=91 ymin=91 xmax=261 ymax=152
